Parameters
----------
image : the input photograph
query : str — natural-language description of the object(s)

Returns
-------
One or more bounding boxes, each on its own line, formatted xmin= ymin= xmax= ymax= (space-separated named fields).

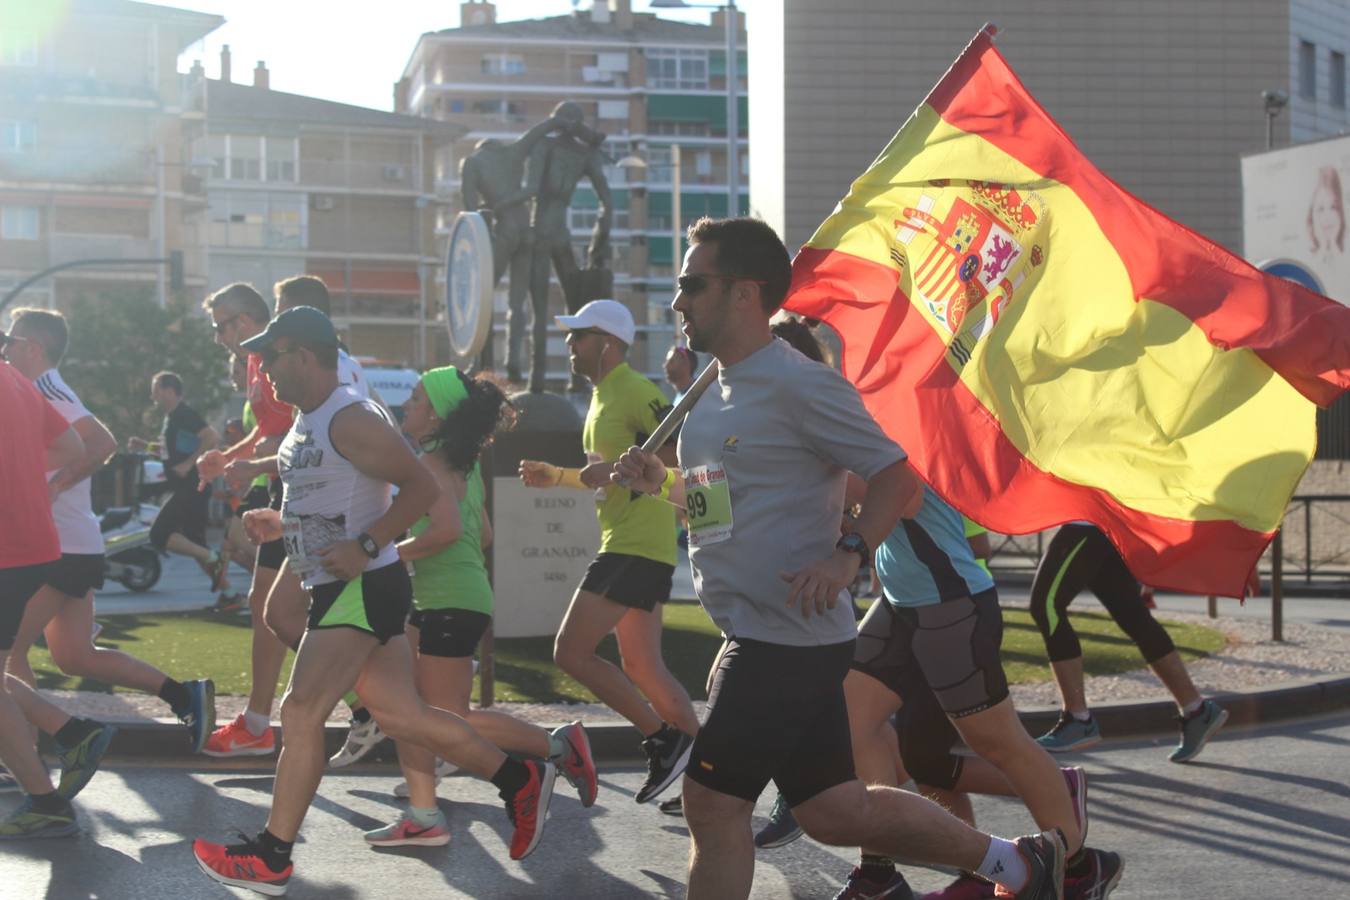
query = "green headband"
xmin=422 ymin=366 xmax=469 ymax=419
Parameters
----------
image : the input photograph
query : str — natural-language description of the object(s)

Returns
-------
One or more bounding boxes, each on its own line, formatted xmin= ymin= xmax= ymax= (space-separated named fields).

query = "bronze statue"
xmin=458 ymin=116 xmax=558 ymax=380
xmin=524 ymin=101 xmax=614 ymax=392
xmin=458 ymin=102 xmax=614 ymax=392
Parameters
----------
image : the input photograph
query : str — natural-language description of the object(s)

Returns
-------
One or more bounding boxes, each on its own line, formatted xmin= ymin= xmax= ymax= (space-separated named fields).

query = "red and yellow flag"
xmin=784 ymin=26 xmax=1350 ymax=597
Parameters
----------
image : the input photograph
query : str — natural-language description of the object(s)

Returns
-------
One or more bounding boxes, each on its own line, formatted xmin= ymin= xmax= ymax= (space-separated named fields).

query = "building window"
xmin=1300 ymin=40 xmax=1317 ymax=100
xmin=646 ymin=48 xmax=709 ymax=90
xmin=471 ymin=99 xmax=523 ymax=119
xmin=228 ymin=135 xmax=262 ymax=181
xmin=481 ymin=54 xmax=525 ymax=76
xmin=695 ymin=151 xmax=711 ymax=178
xmin=208 ymin=192 xmax=306 ymax=249
xmin=1334 ymin=51 xmax=1347 ymax=108
xmin=1 ymin=205 xmax=39 ymax=239
xmin=0 ymin=120 xmax=36 ymax=152
xmin=0 ymin=32 xmax=37 ymax=66
xmin=648 ymin=120 xmax=709 ymax=137
xmin=266 ymin=136 xmax=297 ymax=182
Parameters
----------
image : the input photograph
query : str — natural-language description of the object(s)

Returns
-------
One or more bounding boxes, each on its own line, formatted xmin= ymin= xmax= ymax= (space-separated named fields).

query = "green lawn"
xmin=29 ymin=602 xmax=1227 ymax=704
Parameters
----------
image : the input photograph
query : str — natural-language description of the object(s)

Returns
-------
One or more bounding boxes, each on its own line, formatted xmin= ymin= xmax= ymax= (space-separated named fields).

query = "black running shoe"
xmin=635 ymin=728 xmax=693 ymax=804
xmin=1064 ymin=849 xmax=1123 ymax=899
xmin=994 ymin=829 xmax=1066 ymax=900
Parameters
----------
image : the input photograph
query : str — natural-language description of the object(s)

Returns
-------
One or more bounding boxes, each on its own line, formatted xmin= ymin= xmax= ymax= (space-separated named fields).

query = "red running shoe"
xmin=192 ymin=834 xmax=292 ymax=896
xmin=203 ymin=713 xmax=275 ymax=758
xmin=551 ymin=721 xmax=598 ymax=807
xmin=504 ymin=759 xmax=557 ymax=860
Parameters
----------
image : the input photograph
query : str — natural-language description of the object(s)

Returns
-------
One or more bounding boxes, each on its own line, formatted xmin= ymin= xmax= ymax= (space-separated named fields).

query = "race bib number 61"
xmin=683 ymin=463 xmax=733 ymax=547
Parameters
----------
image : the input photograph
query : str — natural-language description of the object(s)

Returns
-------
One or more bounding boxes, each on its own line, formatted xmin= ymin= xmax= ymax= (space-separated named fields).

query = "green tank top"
xmin=410 ymin=462 xmax=493 ymax=614
xmin=241 ymin=402 xmax=269 ymax=489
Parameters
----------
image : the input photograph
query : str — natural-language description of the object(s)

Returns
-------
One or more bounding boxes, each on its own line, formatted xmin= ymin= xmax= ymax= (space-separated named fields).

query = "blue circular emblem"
xmin=958 ymin=254 xmax=980 ymax=282
xmin=1257 ymin=259 xmax=1325 ymax=295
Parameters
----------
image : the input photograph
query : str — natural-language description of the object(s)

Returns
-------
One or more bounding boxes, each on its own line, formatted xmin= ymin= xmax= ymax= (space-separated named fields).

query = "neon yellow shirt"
xmin=583 ymin=363 xmax=677 ymax=565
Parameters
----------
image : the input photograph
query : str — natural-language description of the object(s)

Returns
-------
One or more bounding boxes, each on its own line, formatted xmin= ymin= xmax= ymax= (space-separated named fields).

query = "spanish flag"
xmin=784 ymin=25 xmax=1350 ymax=598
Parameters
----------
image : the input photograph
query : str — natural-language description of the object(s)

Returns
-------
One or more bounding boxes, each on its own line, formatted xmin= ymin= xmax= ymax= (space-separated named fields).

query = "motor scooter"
xmin=100 ymin=453 xmax=165 ymax=592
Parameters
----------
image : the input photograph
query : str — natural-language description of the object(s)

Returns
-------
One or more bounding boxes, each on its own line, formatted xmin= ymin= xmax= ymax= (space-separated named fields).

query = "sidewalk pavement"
xmin=75 ymin=552 xmax=1350 ymax=762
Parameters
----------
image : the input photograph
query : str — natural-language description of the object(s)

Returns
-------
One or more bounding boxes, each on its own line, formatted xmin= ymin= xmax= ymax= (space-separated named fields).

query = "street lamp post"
xmin=1262 ymin=88 xmax=1289 ymax=151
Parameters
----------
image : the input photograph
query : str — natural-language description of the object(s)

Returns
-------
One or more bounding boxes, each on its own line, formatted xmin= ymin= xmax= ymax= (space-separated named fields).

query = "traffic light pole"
xmin=0 ymin=251 xmax=183 ymax=316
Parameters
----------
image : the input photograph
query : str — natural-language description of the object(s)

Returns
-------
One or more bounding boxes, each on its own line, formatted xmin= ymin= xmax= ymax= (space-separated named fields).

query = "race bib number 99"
xmin=683 ymin=464 xmax=733 ymax=547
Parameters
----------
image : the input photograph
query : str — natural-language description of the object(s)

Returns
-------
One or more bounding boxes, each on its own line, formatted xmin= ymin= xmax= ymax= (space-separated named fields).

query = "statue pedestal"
xmin=486 ymin=390 xmax=597 ymax=638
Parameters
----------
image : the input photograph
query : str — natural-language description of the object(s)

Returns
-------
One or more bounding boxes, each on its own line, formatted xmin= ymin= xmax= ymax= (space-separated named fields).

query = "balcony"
xmin=299 ymin=160 xmax=421 ymax=192
xmin=49 ymin=233 xmax=158 ymax=265
xmin=0 ymin=146 xmax=153 ymax=187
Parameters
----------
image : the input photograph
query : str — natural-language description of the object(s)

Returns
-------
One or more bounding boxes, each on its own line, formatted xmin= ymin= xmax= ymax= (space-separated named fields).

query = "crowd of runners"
xmin=0 ymin=217 xmax=1239 ymax=899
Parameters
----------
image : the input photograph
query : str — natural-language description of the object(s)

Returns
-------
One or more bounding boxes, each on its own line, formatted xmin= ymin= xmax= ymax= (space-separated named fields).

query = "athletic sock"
xmin=859 ymin=853 xmax=895 ymax=882
xmin=546 ymin=730 xmax=569 ymax=760
xmin=1181 ymin=698 xmax=1204 ymax=717
xmin=645 ymin=723 xmax=678 ymax=744
xmin=408 ymin=804 xmax=442 ymax=827
xmin=158 ymin=678 xmax=192 ymax=717
xmin=350 ymin=704 xmax=372 ymax=724
xmin=243 ymin=710 xmax=270 ymax=737
xmin=1070 ymin=710 xmax=1092 ymax=723
xmin=52 ymin=717 xmax=101 ymax=750
xmin=490 ymin=758 xmax=530 ymax=801
xmin=255 ymin=829 xmax=293 ymax=873
xmin=29 ymin=791 xmax=72 ymax=816
xmin=976 ymin=837 xmax=1030 ymax=892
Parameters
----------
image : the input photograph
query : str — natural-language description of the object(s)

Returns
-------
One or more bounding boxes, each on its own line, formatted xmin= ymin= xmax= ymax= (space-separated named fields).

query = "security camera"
xmin=1262 ymin=89 xmax=1289 ymax=111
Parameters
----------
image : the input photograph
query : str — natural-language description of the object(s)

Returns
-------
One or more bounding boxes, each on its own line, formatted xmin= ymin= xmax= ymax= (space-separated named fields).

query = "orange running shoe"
xmin=193 ymin=835 xmax=292 ymax=896
xmin=202 ymin=713 xmax=275 ymax=758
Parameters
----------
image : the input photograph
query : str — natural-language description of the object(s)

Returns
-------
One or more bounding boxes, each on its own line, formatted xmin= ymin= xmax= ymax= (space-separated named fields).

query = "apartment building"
xmin=0 ymin=0 xmax=222 ymax=312
xmin=194 ymin=50 xmax=462 ymax=367
xmin=751 ymin=0 xmax=1350 ymax=256
xmin=397 ymin=0 xmax=747 ymax=385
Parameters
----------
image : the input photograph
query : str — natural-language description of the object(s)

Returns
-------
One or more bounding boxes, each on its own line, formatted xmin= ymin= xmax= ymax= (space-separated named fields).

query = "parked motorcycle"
xmin=99 ymin=453 xmax=165 ymax=593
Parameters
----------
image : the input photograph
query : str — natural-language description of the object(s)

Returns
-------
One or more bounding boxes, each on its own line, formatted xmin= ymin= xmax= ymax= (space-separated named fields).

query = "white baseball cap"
xmin=556 ymin=299 xmax=636 ymax=345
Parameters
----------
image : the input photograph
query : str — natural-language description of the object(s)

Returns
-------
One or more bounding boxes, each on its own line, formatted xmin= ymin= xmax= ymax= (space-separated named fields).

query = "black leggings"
xmin=1028 ymin=524 xmax=1175 ymax=664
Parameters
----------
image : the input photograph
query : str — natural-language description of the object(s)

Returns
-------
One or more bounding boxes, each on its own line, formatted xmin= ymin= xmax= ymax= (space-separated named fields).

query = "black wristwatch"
xmin=836 ymin=531 xmax=870 ymax=561
xmin=356 ymin=531 xmax=380 ymax=559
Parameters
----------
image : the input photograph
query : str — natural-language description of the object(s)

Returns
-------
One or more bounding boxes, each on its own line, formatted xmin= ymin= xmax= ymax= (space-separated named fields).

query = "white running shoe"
xmin=328 ymin=716 xmax=385 ymax=768
xmin=393 ymin=758 xmax=459 ymax=799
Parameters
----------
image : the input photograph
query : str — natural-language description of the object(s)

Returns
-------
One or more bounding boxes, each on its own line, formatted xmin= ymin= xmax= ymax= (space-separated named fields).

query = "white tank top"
xmin=38 ymin=369 xmax=104 ymax=555
xmin=278 ymin=384 xmax=398 ymax=588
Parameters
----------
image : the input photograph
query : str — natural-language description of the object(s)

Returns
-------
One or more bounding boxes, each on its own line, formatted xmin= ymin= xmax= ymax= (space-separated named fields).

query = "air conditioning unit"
xmin=312 ymin=195 xmax=335 ymax=211
xmin=382 ymin=164 xmax=407 ymax=182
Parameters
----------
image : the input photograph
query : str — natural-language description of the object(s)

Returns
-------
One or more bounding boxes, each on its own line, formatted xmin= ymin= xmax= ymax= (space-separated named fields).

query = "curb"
xmin=83 ymin=673 xmax=1350 ymax=764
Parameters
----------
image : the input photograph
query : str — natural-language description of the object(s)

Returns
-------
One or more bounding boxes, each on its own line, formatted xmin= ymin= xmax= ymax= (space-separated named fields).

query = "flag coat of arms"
xmin=784 ymin=25 xmax=1350 ymax=597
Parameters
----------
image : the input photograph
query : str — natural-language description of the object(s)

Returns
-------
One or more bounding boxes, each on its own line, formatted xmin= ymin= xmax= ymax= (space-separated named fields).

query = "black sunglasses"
xmin=212 ymin=313 xmax=241 ymax=334
xmin=259 ymin=344 xmax=301 ymax=366
xmin=676 ymin=273 xmax=768 ymax=295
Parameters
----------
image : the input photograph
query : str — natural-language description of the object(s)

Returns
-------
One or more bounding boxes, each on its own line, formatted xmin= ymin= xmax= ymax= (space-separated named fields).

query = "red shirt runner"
xmin=1 ymin=364 xmax=67 ymax=568
xmin=246 ymin=352 xmax=294 ymax=438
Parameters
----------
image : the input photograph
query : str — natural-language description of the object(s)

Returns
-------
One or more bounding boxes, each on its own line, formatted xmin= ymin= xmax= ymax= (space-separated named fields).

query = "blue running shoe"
xmin=754 ymin=791 xmax=804 ymax=849
xmin=181 ymin=679 xmax=217 ymax=755
xmin=56 ymin=722 xmax=117 ymax=801
xmin=1036 ymin=713 xmax=1102 ymax=753
xmin=0 ymin=797 xmax=78 ymax=840
xmin=1169 ymin=699 xmax=1227 ymax=763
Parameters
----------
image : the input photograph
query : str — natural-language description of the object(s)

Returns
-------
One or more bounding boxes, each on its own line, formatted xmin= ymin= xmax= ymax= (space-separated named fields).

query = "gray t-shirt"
xmin=679 ymin=338 xmax=906 ymax=646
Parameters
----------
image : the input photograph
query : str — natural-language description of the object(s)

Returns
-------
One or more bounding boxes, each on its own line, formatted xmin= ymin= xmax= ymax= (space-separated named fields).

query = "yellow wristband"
xmin=556 ymin=467 xmax=587 ymax=490
xmin=658 ymin=467 xmax=677 ymax=500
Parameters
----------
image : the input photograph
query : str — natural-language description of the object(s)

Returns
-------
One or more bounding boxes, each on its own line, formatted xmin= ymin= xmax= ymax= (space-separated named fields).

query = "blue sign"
xmin=1257 ymin=258 xmax=1326 ymax=295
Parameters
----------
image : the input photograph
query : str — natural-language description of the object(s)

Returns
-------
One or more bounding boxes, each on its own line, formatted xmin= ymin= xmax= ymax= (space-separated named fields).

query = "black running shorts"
xmin=149 ymin=484 xmax=209 ymax=550
xmin=256 ymin=479 xmax=287 ymax=570
xmin=408 ymin=607 xmax=491 ymax=659
xmin=0 ymin=562 xmax=53 ymax=651
xmin=578 ymin=552 xmax=673 ymax=612
xmin=307 ymin=561 xmax=412 ymax=644
xmin=687 ymin=636 xmax=857 ymax=808
xmin=44 ymin=553 xmax=105 ymax=599
xmin=852 ymin=589 xmax=1008 ymax=719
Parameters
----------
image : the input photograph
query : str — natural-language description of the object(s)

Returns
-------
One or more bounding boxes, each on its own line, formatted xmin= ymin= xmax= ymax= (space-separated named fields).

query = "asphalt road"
xmin=3 ymin=711 xmax=1349 ymax=899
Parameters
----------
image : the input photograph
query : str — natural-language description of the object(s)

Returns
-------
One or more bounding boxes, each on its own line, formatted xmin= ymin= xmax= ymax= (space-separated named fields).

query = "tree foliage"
xmin=60 ymin=288 xmax=233 ymax=443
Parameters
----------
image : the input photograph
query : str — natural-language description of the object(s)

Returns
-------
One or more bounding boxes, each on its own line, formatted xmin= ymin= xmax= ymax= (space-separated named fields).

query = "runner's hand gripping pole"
xmin=613 ymin=359 xmax=720 ymax=493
